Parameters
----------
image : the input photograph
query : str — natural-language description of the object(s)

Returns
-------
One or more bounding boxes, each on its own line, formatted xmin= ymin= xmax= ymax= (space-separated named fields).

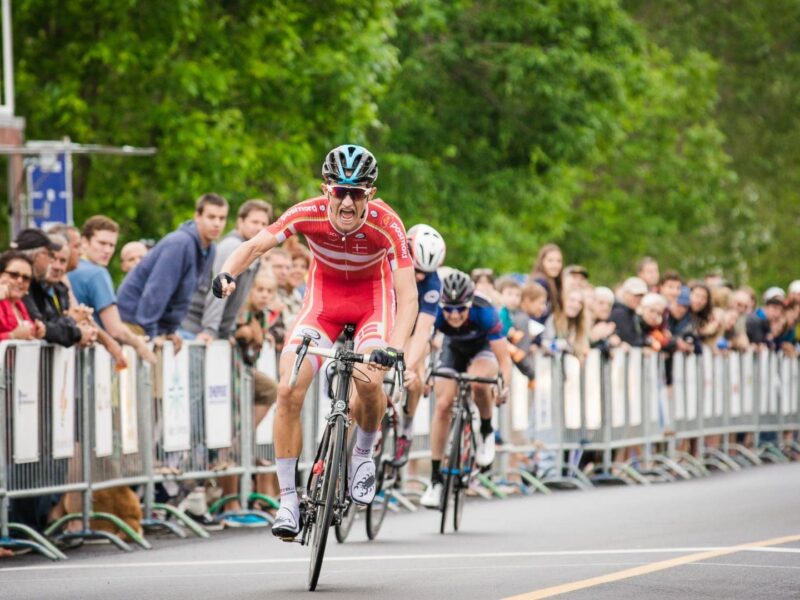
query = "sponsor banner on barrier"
xmin=13 ymin=344 xmax=40 ymax=463
xmin=414 ymin=394 xmax=431 ymax=436
xmin=205 ymin=341 xmax=232 ymax=449
xmin=584 ymin=350 xmax=601 ymax=430
xmin=257 ymin=343 xmax=278 ymax=380
xmin=510 ymin=368 xmax=530 ymax=432
xmin=51 ymin=346 xmax=76 ymax=459
xmin=94 ymin=346 xmax=113 ymax=457
xmin=627 ymin=349 xmax=642 ymax=427
xmin=729 ymin=353 xmax=742 ymax=418
xmin=672 ymin=352 xmax=685 ymax=421
xmin=163 ymin=343 xmax=191 ymax=452
xmin=120 ymin=346 xmax=139 ymax=454
xmin=611 ymin=350 xmax=626 ymax=428
xmin=686 ymin=353 xmax=698 ymax=421
xmin=534 ymin=353 xmax=552 ymax=430
xmin=563 ymin=354 xmax=581 ymax=430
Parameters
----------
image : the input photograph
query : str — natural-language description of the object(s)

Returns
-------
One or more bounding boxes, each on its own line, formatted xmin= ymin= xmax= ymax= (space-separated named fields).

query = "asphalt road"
xmin=2 ymin=462 xmax=799 ymax=599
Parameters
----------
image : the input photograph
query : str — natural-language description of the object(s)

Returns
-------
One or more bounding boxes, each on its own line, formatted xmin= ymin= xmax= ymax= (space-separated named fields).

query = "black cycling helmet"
xmin=441 ymin=269 xmax=475 ymax=306
xmin=322 ymin=144 xmax=378 ymax=186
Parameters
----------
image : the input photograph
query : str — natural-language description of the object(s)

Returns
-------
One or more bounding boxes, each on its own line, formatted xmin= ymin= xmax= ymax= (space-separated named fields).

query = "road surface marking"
xmin=503 ymin=533 xmax=800 ymax=600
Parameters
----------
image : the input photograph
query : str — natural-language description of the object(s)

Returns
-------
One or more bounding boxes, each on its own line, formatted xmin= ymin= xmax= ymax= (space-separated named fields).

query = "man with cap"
xmin=12 ymin=229 xmax=86 ymax=348
xmin=745 ymin=287 xmax=785 ymax=347
xmin=609 ymin=276 xmax=648 ymax=346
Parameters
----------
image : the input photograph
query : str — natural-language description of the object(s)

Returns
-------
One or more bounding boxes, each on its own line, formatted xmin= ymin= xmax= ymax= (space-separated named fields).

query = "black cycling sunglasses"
xmin=442 ymin=304 xmax=470 ymax=314
xmin=327 ymin=185 xmax=371 ymax=203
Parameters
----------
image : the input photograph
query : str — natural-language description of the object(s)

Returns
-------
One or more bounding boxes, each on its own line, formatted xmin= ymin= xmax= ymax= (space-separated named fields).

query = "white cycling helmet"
xmin=407 ymin=224 xmax=446 ymax=273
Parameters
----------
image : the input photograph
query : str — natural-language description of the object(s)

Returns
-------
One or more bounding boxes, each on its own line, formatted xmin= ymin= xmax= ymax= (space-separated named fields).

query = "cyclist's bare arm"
xmin=489 ymin=337 xmax=513 ymax=392
xmin=404 ymin=311 xmax=435 ymax=370
xmin=217 ymin=229 xmax=278 ymax=297
xmin=389 ymin=265 xmax=418 ymax=349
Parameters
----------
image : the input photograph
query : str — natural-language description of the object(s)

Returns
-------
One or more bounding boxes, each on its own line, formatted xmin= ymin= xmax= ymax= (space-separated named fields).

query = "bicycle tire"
xmin=453 ymin=407 xmax=475 ymax=532
xmin=366 ymin=414 xmax=394 ymax=540
xmin=440 ymin=408 xmax=462 ymax=535
xmin=334 ymin=432 xmax=358 ymax=543
xmin=308 ymin=415 xmax=346 ymax=591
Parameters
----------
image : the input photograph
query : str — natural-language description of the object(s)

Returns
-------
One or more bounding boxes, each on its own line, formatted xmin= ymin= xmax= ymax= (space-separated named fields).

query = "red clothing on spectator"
xmin=0 ymin=299 xmax=33 ymax=339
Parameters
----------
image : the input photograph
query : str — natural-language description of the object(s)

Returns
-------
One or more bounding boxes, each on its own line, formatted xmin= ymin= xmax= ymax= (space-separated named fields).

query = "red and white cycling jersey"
xmin=266 ymin=196 xmax=412 ymax=360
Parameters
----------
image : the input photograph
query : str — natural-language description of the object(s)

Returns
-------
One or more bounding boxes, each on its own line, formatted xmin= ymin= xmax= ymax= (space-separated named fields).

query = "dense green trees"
xmin=7 ymin=0 xmax=795 ymax=288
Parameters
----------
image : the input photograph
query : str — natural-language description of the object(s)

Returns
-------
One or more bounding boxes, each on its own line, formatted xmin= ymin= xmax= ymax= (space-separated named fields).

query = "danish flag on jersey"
xmin=266 ymin=196 xmax=412 ymax=280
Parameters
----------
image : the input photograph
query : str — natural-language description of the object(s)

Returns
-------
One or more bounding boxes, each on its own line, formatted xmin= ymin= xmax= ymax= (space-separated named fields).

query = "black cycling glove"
xmin=212 ymin=272 xmax=235 ymax=298
xmin=369 ymin=346 xmax=401 ymax=368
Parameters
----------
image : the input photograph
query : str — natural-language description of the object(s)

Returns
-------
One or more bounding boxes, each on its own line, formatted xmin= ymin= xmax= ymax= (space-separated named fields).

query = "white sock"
xmin=353 ymin=427 xmax=378 ymax=464
xmin=402 ymin=414 xmax=414 ymax=437
xmin=276 ymin=457 xmax=299 ymax=514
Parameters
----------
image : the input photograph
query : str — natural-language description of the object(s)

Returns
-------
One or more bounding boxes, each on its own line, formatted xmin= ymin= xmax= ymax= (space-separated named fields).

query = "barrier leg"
xmin=152 ymin=502 xmax=210 ymax=539
xmin=729 ymin=444 xmax=762 ymax=467
xmin=702 ymin=448 xmax=741 ymax=472
xmin=516 ymin=468 xmax=553 ymax=494
xmin=475 ymin=473 xmax=508 ymax=499
xmin=671 ymin=451 xmax=710 ymax=477
xmin=6 ymin=523 xmax=67 ymax=560
xmin=758 ymin=442 xmax=789 ymax=464
xmin=0 ymin=536 xmax=62 ymax=561
xmin=248 ymin=492 xmax=279 ymax=511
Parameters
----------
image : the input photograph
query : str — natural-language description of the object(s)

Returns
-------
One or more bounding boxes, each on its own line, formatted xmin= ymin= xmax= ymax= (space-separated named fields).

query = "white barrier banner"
xmin=780 ymin=356 xmax=792 ymax=416
xmin=672 ymin=352 xmax=685 ymax=420
xmin=120 ymin=346 xmax=139 ymax=454
xmin=510 ymin=368 xmax=529 ymax=431
xmin=758 ymin=351 xmax=769 ymax=415
xmin=162 ymin=344 xmax=191 ymax=451
xmin=610 ymin=350 xmax=626 ymax=427
xmin=742 ymin=349 xmax=754 ymax=414
xmin=563 ymin=354 xmax=581 ymax=429
xmin=257 ymin=342 xmax=278 ymax=380
xmin=791 ymin=359 xmax=799 ymax=414
xmin=414 ymin=394 xmax=431 ymax=436
xmin=627 ymin=349 xmax=642 ymax=427
xmin=51 ymin=346 xmax=75 ymax=459
xmin=702 ymin=348 xmax=713 ymax=419
xmin=729 ymin=354 xmax=742 ymax=417
xmin=685 ymin=354 xmax=698 ymax=421
xmin=769 ymin=354 xmax=779 ymax=414
xmin=256 ymin=403 xmax=275 ymax=445
xmin=205 ymin=341 xmax=232 ymax=449
xmin=646 ymin=354 xmax=660 ymax=424
xmin=94 ymin=347 xmax=113 ymax=457
xmin=534 ymin=354 xmax=552 ymax=430
xmin=713 ymin=354 xmax=724 ymax=418
xmin=13 ymin=344 xmax=40 ymax=463
xmin=584 ymin=350 xmax=602 ymax=430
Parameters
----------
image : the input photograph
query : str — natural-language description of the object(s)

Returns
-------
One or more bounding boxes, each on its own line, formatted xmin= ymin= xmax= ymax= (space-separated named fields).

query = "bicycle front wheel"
xmin=440 ymin=408 xmax=462 ymax=535
xmin=335 ymin=432 xmax=358 ymax=543
xmin=308 ymin=415 xmax=346 ymax=591
xmin=367 ymin=414 xmax=395 ymax=540
xmin=453 ymin=408 xmax=475 ymax=532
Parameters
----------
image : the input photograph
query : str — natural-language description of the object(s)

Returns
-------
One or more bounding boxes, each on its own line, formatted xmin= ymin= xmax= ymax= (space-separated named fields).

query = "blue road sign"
xmin=27 ymin=151 xmax=73 ymax=229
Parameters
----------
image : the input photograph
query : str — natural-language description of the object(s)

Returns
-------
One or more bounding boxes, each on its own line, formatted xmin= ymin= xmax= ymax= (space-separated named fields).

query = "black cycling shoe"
xmin=271 ymin=507 xmax=302 ymax=540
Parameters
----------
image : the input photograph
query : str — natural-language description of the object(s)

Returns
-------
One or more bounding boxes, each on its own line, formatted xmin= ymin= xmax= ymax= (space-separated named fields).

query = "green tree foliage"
xmin=6 ymin=0 xmax=793 ymax=288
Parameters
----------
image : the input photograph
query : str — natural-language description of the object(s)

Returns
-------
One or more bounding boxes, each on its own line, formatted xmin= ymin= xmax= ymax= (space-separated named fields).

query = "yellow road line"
xmin=504 ymin=533 xmax=800 ymax=600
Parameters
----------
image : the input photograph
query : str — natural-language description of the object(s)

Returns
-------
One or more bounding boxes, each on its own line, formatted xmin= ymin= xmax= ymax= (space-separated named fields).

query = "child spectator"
xmin=507 ymin=281 xmax=547 ymax=380
xmin=0 ymin=251 xmax=46 ymax=340
xmin=470 ymin=268 xmax=498 ymax=304
xmin=564 ymin=264 xmax=590 ymax=289
xmin=543 ymin=286 xmax=590 ymax=359
xmin=496 ymin=276 xmax=523 ymax=336
xmin=529 ymin=243 xmax=563 ymax=319
xmin=658 ymin=271 xmax=683 ymax=306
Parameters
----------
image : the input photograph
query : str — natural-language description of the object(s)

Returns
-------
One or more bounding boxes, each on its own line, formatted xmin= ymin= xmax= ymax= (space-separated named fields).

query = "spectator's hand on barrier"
xmin=111 ymin=344 xmax=128 ymax=371
xmin=168 ymin=332 xmax=184 ymax=354
xmin=11 ymin=321 xmax=34 ymax=340
xmin=33 ymin=320 xmax=46 ymax=339
xmin=78 ymin=324 xmax=97 ymax=347
xmin=676 ymin=338 xmax=693 ymax=353
xmin=212 ymin=272 xmax=236 ymax=299
xmin=133 ymin=337 xmax=157 ymax=365
xmin=195 ymin=332 xmax=214 ymax=347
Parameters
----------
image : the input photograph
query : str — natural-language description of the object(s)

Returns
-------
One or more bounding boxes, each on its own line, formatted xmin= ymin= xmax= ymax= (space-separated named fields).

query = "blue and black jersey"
xmin=434 ymin=293 xmax=503 ymax=357
xmin=417 ymin=271 xmax=442 ymax=317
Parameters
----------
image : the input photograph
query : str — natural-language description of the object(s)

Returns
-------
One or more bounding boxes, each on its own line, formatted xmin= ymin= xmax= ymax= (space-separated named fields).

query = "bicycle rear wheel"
xmin=440 ymin=408 xmax=462 ymax=535
xmin=335 ymin=432 xmax=358 ymax=543
xmin=367 ymin=414 xmax=395 ymax=540
xmin=453 ymin=408 xmax=475 ymax=532
xmin=308 ymin=416 xmax=346 ymax=591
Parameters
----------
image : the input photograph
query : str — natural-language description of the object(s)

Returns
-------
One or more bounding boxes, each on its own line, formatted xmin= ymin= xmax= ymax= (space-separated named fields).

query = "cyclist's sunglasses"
xmin=327 ymin=185 xmax=371 ymax=202
xmin=441 ymin=304 xmax=470 ymax=314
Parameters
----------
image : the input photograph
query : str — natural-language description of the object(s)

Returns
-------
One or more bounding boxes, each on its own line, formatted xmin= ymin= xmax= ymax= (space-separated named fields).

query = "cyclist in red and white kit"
xmin=213 ymin=145 xmax=418 ymax=539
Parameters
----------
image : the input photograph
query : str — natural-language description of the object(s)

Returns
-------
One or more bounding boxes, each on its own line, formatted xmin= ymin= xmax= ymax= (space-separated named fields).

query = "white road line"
xmin=1 ymin=546 xmax=798 ymax=574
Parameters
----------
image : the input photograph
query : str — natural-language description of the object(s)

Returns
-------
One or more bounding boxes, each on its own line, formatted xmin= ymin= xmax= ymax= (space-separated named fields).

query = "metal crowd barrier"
xmin=2 ymin=340 xmax=799 ymax=561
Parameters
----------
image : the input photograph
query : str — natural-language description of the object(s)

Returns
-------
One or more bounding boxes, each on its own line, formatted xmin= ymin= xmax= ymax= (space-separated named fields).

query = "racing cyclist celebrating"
xmin=213 ymin=145 xmax=418 ymax=538
xmin=420 ymin=269 xmax=511 ymax=508
xmin=393 ymin=224 xmax=446 ymax=467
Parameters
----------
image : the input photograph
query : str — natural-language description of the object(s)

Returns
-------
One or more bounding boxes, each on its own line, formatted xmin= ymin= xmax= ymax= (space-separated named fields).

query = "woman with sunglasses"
xmin=212 ymin=145 xmax=418 ymax=539
xmin=420 ymin=269 xmax=511 ymax=509
xmin=0 ymin=250 xmax=46 ymax=340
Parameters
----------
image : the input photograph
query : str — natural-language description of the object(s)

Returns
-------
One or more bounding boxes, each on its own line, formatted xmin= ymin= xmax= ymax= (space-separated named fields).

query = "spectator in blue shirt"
xmin=117 ymin=193 xmax=228 ymax=349
xmin=68 ymin=216 xmax=155 ymax=364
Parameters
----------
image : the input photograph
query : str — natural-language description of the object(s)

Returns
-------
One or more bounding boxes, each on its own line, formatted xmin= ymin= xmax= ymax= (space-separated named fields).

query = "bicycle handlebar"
xmin=428 ymin=369 xmax=503 ymax=387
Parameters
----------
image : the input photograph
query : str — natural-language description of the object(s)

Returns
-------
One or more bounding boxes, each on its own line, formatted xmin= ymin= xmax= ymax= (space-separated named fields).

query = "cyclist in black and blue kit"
xmin=394 ymin=224 xmax=447 ymax=467
xmin=420 ymin=269 xmax=511 ymax=508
